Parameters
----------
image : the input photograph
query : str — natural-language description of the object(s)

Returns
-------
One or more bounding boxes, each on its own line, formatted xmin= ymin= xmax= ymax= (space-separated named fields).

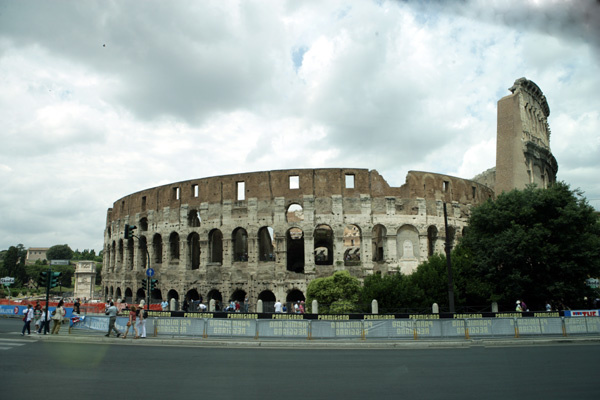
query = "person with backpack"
xmin=136 ymin=302 xmax=147 ymax=338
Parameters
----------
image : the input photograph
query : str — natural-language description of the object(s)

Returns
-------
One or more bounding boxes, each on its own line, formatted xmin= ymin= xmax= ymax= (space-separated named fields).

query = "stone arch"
xmin=286 ymin=227 xmax=304 ymax=273
xmin=118 ymin=239 xmax=124 ymax=266
xmin=111 ymin=241 xmax=116 ymax=271
xmin=116 ymin=287 xmax=122 ymax=300
xmin=126 ymin=238 xmax=134 ymax=270
xmin=169 ymin=232 xmax=180 ymax=261
xmin=136 ymin=288 xmax=145 ymax=303
xmin=153 ymin=234 xmax=163 ymax=264
xmin=208 ymin=229 xmax=223 ymax=264
xmin=286 ymin=203 xmax=304 ymax=222
xmin=188 ymin=232 xmax=200 ymax=270
xmin=167 ymin=289 xmax=179 ymax=302
xmin=139 ymin=217 xmax=148 ymax=231
xmin=286 ymin=289 xmax=305 ymax=303
xmin=396 ymin=224 xmax=420 ymax=261
xmin=427 ymin=225 xmax=438 ymax=257
xmin=232 ymin=227 xmax=248 ymax=262
xmin=230 ymin=288 xmax=246 ymax=303
xmin=151 ymin=289 xmax=162 ymax=302
xmin=138 ymin=236 xmax=148 ymax=269
xmin=372 ymin=224 xmax=386 ymax=262
xmin=314 ymin=224 xmax=334 ymax=266
xmin=207 ymin=289 xmax=223 ymax=310
xmin=188 ymin=209 xmax=201 ymax=227
xmin=124 ymin=288 xmax=133 ymax=303
xmin=186 ymin=289 xmax=200 ymax=302
xmin=258 ymin=226 xmax=275 ymax=262
xmin=446 ymin=226 xmax=456 ymax=247
xmin=343 ymin=224 xmax=361 ymax=265
xmin=258 ymin=290 xmax=276 ymax=313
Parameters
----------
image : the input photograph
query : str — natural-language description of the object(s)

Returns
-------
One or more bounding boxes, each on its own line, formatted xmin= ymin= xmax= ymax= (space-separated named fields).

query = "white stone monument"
xmin=74 ymin=261 xmax=97 ymax=301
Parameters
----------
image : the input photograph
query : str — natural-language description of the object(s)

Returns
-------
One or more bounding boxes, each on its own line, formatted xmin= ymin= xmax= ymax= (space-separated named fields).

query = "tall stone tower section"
xmin=495 ymin=77 xmax=558 ymax=194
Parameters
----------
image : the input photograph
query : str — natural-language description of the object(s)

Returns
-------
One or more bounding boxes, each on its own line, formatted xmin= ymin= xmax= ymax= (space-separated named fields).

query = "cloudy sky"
xmin=1 ymin=0 xmax=598 ymax=254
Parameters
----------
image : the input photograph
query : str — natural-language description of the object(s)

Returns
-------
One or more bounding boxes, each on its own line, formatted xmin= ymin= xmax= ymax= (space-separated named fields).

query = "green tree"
xmin=2 ymin=245 xmax=27 ymax=285
xmin=460 ymin=182 xmax=600 ymax=311
xmin=46 ymin=244 xmax=74 ymax=261
xmin=306 ymin=270 xmax=361 ymax=313
xmin=359 ymin=272 xmax=423 ymax=313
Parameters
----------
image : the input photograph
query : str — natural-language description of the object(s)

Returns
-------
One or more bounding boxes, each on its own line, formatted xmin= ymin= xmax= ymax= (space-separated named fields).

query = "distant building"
xmin=25 ymin=248 xmax=49 ymax=265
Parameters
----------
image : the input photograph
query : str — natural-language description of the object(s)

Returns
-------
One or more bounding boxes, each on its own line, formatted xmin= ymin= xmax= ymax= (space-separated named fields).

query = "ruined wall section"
xmin=103 ymin=169 xmax=493 ymax=305
xmin=496 ymin=78 xmax=558 ymax=194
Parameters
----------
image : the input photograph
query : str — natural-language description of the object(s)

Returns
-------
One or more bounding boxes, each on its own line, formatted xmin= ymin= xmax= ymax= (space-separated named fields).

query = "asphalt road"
xmin=1 ymin=318 xmax=599 ymax=399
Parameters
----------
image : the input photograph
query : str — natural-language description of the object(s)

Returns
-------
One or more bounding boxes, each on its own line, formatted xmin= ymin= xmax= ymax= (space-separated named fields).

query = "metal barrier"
xmin=67 ymin=315 xmax=600 ymax=340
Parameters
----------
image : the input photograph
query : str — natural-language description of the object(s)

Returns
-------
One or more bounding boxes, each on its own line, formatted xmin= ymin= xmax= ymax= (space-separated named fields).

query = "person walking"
xmin=33 ymin=301 xmax=43 ymax=332
xmin=21 ymin=304 xmax=34 ymax=336
xmin=136 ymin=303 xmax=147 ymax=338
xmin=105 ymin=301 xmax=121 ymax=337
xmin=122 ymin=305 xmax=139 ymax=339
xmin=51 ymin=300 xmax=66 ymax=334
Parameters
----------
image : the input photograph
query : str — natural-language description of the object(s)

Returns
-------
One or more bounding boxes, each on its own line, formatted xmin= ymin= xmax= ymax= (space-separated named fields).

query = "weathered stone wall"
xmin=102 ymin=169 xmax=493 ymax=307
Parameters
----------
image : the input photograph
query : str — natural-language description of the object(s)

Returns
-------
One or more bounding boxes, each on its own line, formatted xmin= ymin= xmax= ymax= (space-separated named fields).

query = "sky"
xmin=0 ymin=0 xmax=599 ymax=254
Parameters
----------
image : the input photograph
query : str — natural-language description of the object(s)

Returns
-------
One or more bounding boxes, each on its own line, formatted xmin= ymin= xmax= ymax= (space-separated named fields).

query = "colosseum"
xmin=102 ymin=78 xmax=557 ymax=311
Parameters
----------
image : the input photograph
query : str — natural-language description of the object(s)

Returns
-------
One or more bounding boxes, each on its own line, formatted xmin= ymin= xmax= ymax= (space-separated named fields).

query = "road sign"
xmin=146 ymin=268 xmax=155 ymax=277
xmin=1 ymin=277 xmax=15 ymax=285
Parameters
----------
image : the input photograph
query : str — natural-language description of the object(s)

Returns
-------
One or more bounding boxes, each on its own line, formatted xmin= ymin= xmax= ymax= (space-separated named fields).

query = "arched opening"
xmin=118 ymin=239 xmax=124 ymax=266
xmin=286 ymin=227 xmax=304 ymax=273
xmin=230 ymin=289 xmax=246 ymax=303
xmin=207 ymin=289 xmax=223 ymax=311
xmin=104 ymin=287 xmax=109 ymax=300
xmin=188 ymin=232 xmax=200 ymax=270
xmin=188 ymin=210 xmax=201 ymax=227
xmin=111 ymin=242 xmax=116 ymax=272
xmin=208 ymin=229 xmax=223 ymax=264
xmin=286 ymin=289 xmax=305 ymax=313
xmin=372 ymin=224 xmax=386 ymax=262
xmin=138 ymin=236 xmax=148 ymax=269
xmin=153 ymin=234 xmax=163 ymax=264
xmin=139 ymin=217 xmax=148 ymax=231
xmin=446 ymin=226 xmax=456 ymax=248
xmin=286 ymin=203 xmax=304 ymax=222
xmin=185 ymin=289 xmax=200 ymax=311
xmin=136 ymin=288 xmax=145 ymax=303
xmin=258 ymin=226 xmax=275 ymax=262
xmin=343 ymin=224 xmax=361 ymax=265
xmin=396 ymin=225 xmax=420 ymax=261
xmin=232 ymin=227 xmax=248 ymax=262
xmin=167 ymin=289 xmax=179 ymax=309
xmin=169 ymin=232 xmax=180 ymax=261
xmin=124 ymin=288 xmax=133 ymax=304
xmin=427 ymin=226 xmax=438 ymax=257
xmin=258 ymin=290 xmax=276 ymax=313
xmin=150 ymin=289 xmax=162 ymax=303
xmin=116 ymin=287 xmax=122 ymax=301
xmin=127 ymin=238 xmax=134 ymax=270
xmin=314 ymin=224 xmax=333 ymax=265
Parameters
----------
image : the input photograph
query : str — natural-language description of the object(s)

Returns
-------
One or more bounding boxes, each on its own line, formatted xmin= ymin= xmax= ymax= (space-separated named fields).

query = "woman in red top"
xmin=122 ymin=305 xmax=139 ymax=339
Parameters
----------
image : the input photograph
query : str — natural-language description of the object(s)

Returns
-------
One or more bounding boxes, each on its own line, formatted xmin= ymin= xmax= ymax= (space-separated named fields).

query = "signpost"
xmin=1 ymin=277 xmax=14 ymax=300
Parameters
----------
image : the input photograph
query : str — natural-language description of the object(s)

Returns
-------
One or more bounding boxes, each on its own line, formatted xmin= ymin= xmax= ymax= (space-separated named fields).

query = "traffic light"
xmin=50 ymin=272 xmax=62 ymax=288
xmin=150 ymin=279 xmax=158 ymax=290
xmin=141 ymin=278 xmax=148 ymax=288
xmin=39 ymin=271 xmax=48 ymax=287
xmin=124 ymin=224 xmax=137 ymax=239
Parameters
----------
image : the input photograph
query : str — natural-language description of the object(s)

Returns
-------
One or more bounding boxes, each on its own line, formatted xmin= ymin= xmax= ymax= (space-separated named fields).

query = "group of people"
xmin=274 ymin=300 xmax=305 ymax=314
xmin=104 ymin=300 xmax=147 ymax=339
xmin=21 ymin=300 xmax=66 ymax=336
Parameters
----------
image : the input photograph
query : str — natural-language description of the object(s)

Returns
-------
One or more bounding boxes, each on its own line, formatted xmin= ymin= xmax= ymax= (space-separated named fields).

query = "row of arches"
xmin=104 ymin=286 xmax=306 ymax=313
xmin=106 ymin=222 xmax=457 ymax=274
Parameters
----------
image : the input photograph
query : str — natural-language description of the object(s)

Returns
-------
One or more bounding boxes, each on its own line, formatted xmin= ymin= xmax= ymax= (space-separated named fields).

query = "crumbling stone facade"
xmin=102 ymin=78 xmax=557 ymax=309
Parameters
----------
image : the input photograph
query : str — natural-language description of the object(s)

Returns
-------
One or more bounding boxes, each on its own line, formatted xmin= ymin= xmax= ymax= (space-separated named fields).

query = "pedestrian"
xmin=521 ymin=300 xmax=528 ymax=312
xmin=545 ymin=302 xmax=552 ymax=312
xmin=37 ymin=309 xmax=50 ymax=334
xmin=274 ymin=299 xmax=282 ymax=313
xmin=105 ymin=301 xmax=121 ymax=337
xmin=235 ymin=300 xmax=240 ymax=312
xmin=136 ymin=303 xmax=147 ymax=339
xmin=51 ymin=300 xmax=66 ymax=334
xmin=198 ymin=303 xmax=207 ymax=312
xmin=294 ymin=301 xmax=300 ymax=314
xmin=33 ymin=301 xmax=43 ymax=332
xmin=122 ymin=305 xmax=139 ymax=339
xmin=515 ymin=300 xmax=523 ymax=312
xmin=161 ymin=299 xmax=169 ymax=311
xmin=244 ymin=295 xmax=249 ymax=312
xmin=299 ymin=301 xmax=305 ymax=314
xmin=74 ymin=298 xmax=81 ymax=314
xmin=21 ymin=304 xmax=34 ymax=336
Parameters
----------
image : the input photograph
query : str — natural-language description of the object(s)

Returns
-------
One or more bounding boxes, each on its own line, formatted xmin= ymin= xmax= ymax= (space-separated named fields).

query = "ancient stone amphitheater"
xmin=102 ymin=78 xmax=557 ymax=310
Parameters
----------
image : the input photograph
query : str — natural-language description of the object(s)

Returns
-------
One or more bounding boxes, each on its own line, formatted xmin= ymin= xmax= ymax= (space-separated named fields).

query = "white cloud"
xmin=0 ymin=0 xmax=598 ymax=252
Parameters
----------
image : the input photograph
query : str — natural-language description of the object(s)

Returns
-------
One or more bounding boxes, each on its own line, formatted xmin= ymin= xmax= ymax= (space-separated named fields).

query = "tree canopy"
xmin=306 ymin=270 xmax=361 ymax=313
xmin=46 ymin=244 xmax=74 ymax=261
xmin=460 ymin=182 xmax=600 ymax=310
